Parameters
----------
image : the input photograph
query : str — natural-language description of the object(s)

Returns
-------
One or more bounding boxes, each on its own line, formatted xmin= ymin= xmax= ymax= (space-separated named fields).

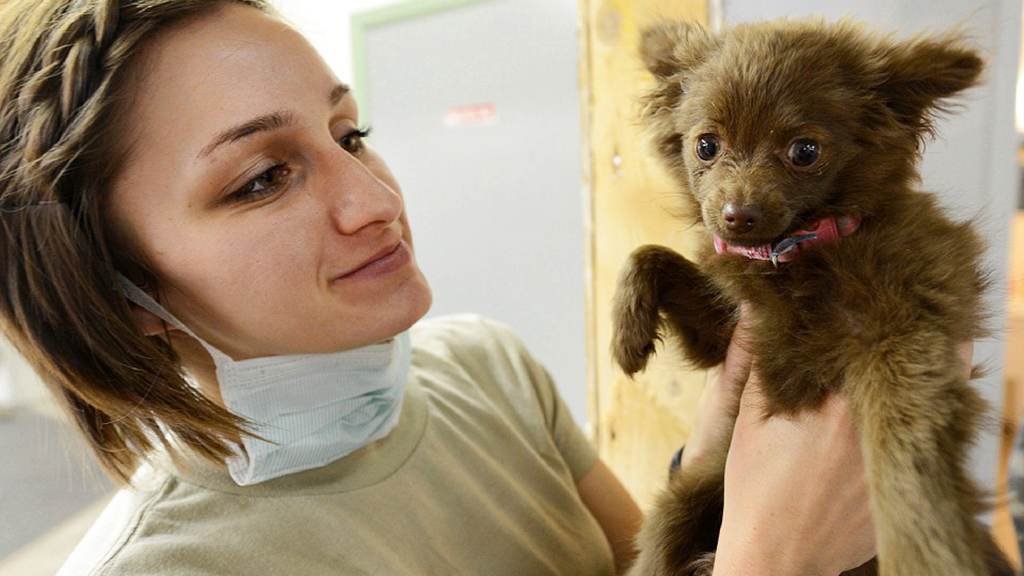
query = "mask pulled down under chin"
xmin=115 ymin=273 xmax=412 ymax=486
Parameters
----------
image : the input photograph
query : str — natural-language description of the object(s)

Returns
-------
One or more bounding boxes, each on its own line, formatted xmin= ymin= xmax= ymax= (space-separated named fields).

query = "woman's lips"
xmin=334 ymin=241 xmax=411 ymax=282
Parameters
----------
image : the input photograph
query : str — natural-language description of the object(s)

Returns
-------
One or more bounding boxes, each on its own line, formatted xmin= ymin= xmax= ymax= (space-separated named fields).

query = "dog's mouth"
xmin=712 ymin=223 xmax=795 ymax=248
xmin=711 ymin=209 xmax=823 ymax=248
xmin=712 ymin=211 xmax=862 ymax=265
xmin=705 ymin=203 xmax=807 ymax=248
xmin=713 ymin=232 xmax=780 ymax=248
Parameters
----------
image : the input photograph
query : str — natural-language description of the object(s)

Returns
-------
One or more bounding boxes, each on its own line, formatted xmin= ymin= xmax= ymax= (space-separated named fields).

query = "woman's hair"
xmin=0 ymin=0 xmax=273 ymax=484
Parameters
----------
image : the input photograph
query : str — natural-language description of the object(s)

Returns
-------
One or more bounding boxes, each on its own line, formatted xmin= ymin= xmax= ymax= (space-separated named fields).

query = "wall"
xmin=272 ymin=0 xmax=404 ymax=87
xmin=356 ymin=0 xmax=590 ymax=426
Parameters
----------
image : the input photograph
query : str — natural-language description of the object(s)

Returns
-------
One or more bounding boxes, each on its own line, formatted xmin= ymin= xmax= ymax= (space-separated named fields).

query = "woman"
xmin=0 ymin=0 xmax=878 ymax=574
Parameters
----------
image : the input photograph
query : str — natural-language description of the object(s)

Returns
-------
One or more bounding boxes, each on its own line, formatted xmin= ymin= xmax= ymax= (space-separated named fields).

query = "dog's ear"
xmin=639 ymin=22 xmax=720 ymax=79
xmin=638 ymin=23 xmax=721 ymax=169
xmin=874 ymin=35 xmax=984 ymax=137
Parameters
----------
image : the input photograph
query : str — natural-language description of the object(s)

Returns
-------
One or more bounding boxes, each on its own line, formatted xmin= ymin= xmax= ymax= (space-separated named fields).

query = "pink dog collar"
xmin=713 ymin=215 xmax=862 ymax=266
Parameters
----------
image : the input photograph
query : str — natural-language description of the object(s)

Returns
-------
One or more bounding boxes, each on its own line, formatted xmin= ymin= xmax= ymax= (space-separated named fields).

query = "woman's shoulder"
xmin=410 ymin=313 xmax=566 ymax=434
xmin=57 ymin=460 xmax=277 ymax=575
xmin=409 ymin=313 xmax=545 ymax=394
xmin=56 ymin=465 xmax=177 ymax=576
xmin=410 ymin=313 xmax=597 ymax=485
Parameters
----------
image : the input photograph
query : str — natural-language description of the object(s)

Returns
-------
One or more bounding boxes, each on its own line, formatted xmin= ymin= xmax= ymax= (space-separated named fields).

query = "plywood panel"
xmin=994 ymin=211 xmax=1024 ymax=568
xmin=578 ymin=0 xmax=708 ymax=506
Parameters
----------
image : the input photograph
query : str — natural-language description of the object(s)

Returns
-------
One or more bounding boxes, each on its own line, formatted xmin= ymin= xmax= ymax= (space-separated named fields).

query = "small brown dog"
xmin=612 ymin=19 xmax=1015 ymax=576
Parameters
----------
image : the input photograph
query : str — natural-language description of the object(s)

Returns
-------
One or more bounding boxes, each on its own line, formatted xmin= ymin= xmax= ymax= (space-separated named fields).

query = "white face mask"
xmin=116 ymin=274 xmax=412 ymax=486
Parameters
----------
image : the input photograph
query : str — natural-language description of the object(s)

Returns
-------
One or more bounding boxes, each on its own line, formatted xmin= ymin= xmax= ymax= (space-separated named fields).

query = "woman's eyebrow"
xmin=197 ymin=110 xmax=298 ymax=159
xmin=329 ymin=83 xmax=350 ymax=107
xmin=197 ymin=83 xmax=351 ymax=160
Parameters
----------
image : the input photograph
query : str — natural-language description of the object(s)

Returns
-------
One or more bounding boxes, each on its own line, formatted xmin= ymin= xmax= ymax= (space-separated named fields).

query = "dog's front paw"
xmin=611 ymin=253 xmax=663 ymax=377
xmin=612 ymin=320 xmax=659 ymax=376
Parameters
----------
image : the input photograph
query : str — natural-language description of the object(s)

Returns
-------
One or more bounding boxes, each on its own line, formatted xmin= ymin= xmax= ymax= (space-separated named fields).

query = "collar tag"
xmin=769 ymin=233 xmax=818 ymax=267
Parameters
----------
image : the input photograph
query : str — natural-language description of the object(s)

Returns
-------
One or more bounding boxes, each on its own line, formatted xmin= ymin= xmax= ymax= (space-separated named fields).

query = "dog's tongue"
xmin=713 ymin=215 xmax=861 ymax=263
xmin=713 ymin=235 xmax=774 ymax=260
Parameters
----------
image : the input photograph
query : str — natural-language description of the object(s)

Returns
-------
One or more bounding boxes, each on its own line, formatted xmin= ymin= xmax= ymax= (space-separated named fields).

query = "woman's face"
xmin=108 ymin=3 xmax=432 ymax=360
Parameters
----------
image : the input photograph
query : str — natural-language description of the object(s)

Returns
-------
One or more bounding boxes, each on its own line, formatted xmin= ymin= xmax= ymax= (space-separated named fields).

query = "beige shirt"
xmin=58 ymin=314 xmax=614 ymax=576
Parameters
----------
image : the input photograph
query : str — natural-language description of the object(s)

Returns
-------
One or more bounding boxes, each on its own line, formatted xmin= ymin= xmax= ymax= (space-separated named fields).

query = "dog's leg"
xmin=844 ymin=332 xmax=1010 ymax=576
xmin=838 ymin=535 xmax=1012 ymax=576
xmin=628 ymin=441 xmax=728 ymax=576
xmin=612 ymin=245 xmax=735 ymax=376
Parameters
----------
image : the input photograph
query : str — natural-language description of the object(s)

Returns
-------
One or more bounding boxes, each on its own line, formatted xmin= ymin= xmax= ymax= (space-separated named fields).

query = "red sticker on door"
xmin=444 ymin=103 xmax=498 ymax=126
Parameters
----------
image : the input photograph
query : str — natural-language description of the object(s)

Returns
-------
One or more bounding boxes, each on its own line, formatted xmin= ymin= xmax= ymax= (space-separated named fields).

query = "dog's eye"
xmin=787 ymin=138 xmax=821 ymax=168
xmin=696 ymin=134 xmax=720 ymax=161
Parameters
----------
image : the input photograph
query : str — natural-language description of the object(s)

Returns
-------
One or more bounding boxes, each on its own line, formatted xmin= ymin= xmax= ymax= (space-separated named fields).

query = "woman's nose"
xmin=322 ymin=150 xmax=402 ymax=235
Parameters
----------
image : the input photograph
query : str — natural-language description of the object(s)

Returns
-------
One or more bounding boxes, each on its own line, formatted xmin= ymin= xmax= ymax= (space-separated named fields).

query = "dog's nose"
xmin=722 ymin=203 xmax=762 ymax=233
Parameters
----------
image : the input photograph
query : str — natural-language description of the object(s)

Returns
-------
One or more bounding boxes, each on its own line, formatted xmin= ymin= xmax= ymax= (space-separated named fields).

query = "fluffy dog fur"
xmin=612 ymin=19 xmax=1015 ymax=576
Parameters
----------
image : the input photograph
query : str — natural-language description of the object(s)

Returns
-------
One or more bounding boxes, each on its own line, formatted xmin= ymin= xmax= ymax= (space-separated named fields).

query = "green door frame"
xmin=350 ymin=0 xmax=495 ymax=122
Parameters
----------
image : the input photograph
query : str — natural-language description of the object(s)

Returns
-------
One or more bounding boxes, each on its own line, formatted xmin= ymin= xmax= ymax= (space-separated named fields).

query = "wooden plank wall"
xmin=578 ymin=0 xmax=708 ymax=507
xmin=994 ymin=211 xmax=1024 ymax=567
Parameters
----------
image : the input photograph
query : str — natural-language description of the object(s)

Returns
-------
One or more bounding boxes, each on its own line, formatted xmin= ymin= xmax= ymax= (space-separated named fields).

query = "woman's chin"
xmin=364 ymin=274 xmax=432 ymax=344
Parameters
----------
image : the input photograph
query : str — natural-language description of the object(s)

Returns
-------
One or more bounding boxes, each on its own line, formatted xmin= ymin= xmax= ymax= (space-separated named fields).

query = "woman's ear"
xmin=130 ymin=303 xmax=176 ymax=336
xmin=115 ymin=271 xmax=179 ymax=337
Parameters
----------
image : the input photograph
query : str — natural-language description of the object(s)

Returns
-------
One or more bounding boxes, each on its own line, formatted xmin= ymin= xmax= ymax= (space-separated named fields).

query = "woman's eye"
xmin=228 ymin=127 xmax=371 ymax=203
xmin=232 ymin=164 xmax=292 ymax=202
xmin=339 ymin=126 xmax=372 ymax=154
xmin=787 ymin=138 xmax=821 ymax=168
xmin=696 ymin=134 xmax=721 ymax=161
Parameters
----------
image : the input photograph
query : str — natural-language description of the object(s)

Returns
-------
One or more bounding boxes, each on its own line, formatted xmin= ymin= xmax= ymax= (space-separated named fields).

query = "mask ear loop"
xmin=114 ymin=272 xmax=231 ymax=364
xmin=115 ymin=272 xmax=263 ymax=465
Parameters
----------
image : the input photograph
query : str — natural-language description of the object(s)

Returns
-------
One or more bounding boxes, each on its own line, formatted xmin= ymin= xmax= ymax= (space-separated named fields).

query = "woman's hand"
xmin=709 ymin=335 xmax=974 ymax=576
xmin=683 ymin=302 xmax=874 ymax=575
xmin=712 ymin=378 xmax=875 ymax=576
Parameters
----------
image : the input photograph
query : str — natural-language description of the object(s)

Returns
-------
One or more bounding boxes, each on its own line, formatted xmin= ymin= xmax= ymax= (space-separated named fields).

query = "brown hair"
xmin=0 ymin=0 xmax=274 ymax=484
